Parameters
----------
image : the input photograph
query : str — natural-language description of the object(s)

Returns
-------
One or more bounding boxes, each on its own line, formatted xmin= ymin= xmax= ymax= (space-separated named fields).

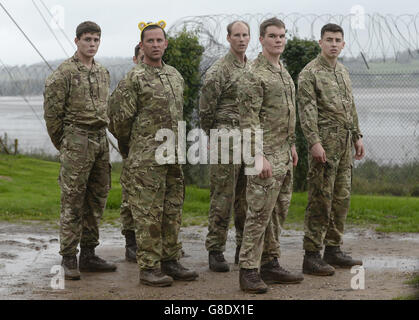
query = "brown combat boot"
xmin=234 ymin=246 xmax=241 ymax=265
xmin=303 ymin=251 xmax=335 ymax=276
xmin=79 ymin=247 xmax=117 ymax=272
xmin=61 ymin=255 xmax=81 ymax=280
xmin=161 ymin=260 xmax=198 ymax=281
xmin=209 ymin=251 xmax=230 ymax=272
xmin=140 ymin=268 xmax=173 ymax=287
xmin=260 ymin=258 xmax=304 ymax=284
xmin=124 ymin=230 xmax=137 ymax=263
xmin=323 ymin=246 xmax=363 ymax=268
xmin=239 ymin=268 xmax=268 ymax=294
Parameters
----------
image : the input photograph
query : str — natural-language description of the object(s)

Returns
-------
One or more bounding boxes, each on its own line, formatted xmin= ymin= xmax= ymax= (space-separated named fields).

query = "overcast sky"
xmin=1 ymin=0 xmax=419 ymax=65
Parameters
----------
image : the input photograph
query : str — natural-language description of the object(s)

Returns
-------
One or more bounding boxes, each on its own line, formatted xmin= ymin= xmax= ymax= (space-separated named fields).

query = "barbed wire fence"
xmin=1 ymin=13 xmax=419 ymax=173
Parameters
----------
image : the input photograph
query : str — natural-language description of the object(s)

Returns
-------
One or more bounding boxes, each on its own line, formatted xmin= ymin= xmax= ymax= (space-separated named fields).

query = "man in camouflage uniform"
xmin=43 ymin=21 xmax=117 ymax=280
xmin=237 ymin=18 xmax=304 ymax=294
xmin=108 ymin=22 xmax=198 ymax=287
xmin=297 ymin=23 xmax=365 ymax=276
xmin=199 ymin=21 xmax=250 ymax=272
xmin=119 ymin=44 xmax=145 ymax=263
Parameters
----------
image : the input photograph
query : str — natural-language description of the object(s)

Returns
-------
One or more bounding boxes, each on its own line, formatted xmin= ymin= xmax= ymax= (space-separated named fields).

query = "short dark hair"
xmin=134 ymin=44 xmax=141 ymax=58
xmin=227 ymin=20 xmax=250 ymax=36
xmin=259 ymin=17 xmax=286 ymax=37
xmin=76 ymin=21 xmax=101 ymax=39
xmin=321 ymin=23 xmax=344 ymax=39
xmin=140 ymin=24 xmax=167 ymax=42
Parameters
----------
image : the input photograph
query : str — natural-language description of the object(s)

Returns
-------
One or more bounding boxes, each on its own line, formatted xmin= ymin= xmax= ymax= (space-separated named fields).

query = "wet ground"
xmin=0 ymin=222 xmax=418 ymax=300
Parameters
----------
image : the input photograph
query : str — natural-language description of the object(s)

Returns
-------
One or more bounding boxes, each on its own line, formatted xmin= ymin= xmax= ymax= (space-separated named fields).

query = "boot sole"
xmin=79 ymin=267 xmax=117 ymax=272
xmin=140 ymin=279 xmax=173 ymax=287
xmin=262 ymin=278 xmax=304 ymax=284
xmin=241 ymin=287 xmax=268 ymax=294
xmin=170 ymin=275 xmax=199 ymax=281
xmin=209 ymin=265 xmax=230 ymax=272
xmin=303 ymin=270 xmax=335 ymax=276
xmin=209 ymin=268 xmax=230 ymax=272
xmin=327 ymin=263 xmax=362 ymax=269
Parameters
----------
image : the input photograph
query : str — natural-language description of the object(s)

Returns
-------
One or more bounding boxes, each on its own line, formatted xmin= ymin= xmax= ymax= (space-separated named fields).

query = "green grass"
xmin=353 ymin=160 xmax=419 ymax=197
xmin=393 ymin=274 xmax=419 ymax=300
xmin=404 ymin=275 xmax=419 ymax=287
xmin=0 ymin=154 xmax=418 ymax=232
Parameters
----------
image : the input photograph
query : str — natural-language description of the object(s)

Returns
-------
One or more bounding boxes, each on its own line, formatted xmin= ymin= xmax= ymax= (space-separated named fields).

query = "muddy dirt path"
xmin=0 ymin=222 xmax=418 ymax=300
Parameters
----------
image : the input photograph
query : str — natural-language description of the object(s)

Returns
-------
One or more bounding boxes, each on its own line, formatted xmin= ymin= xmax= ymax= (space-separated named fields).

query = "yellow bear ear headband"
xmin=138 ymin=20 xmax=167 ymax=32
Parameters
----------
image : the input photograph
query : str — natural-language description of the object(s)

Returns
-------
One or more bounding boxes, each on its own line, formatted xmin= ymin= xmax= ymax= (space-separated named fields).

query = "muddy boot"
xmin=239 ymin=268 xmax=268 ymax=294
xmin=303 ymin=251 xmax=335 ymax=276
xmin=234 ymin=246 xmax=240 ymax=265
xmin=209 ymin=251 xmax=230 ymax=272
xmin=161 ymin=260 xmax=198 ymax=281
xmin=79 ymin=247 xmax=117 ymax=272
xmin=140 ymin=268 xmax=173 ymax=287
xmin=323 ymin=246 xmax=363 ymax=268
xmin=260 ymin=258 xmax=304 ymax=284
xmin=61 ymin=255 xmax=81 ymax=280
xmin=124 ymin=230 xmax=137 ymax=263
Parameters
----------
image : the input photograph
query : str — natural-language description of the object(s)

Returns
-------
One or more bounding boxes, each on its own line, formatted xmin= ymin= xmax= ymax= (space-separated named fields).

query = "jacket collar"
xmin=255 ymin=52 xmax=283 ymax=74
xmin=72 ymin=52 xmax=98 ymax=73
xmin=142 ymin=60 xmax=168 ymax=75
xmin=225 ymin=50 xmax=247 ymax=68
xmin=317 ymin=54 xmax=344 ymax=72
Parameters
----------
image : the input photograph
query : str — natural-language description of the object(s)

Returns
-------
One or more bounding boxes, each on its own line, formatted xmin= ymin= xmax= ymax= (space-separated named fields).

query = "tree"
xmin=163 ymin=30 xmax=207 ymax=186
xmin=163 ymin=30 xmax=204 ymax=132
xmin=282 ymin=37 xmax=320 ymax=191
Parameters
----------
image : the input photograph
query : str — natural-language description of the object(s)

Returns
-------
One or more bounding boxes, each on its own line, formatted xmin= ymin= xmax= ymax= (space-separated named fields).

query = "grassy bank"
xmin=394 ymin=274 xmax=419 ymax=300
xmin=0 ymin=154 xmax=418 ymax=232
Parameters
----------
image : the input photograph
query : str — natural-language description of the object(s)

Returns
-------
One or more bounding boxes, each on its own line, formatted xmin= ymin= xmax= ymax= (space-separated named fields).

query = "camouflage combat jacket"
xmin=297 ymin=54 xmax=362 ymax=148
xmin=199 ymin=50 xmax=249 ymax=136
xmin=238 ymin=53 xmax=296 ymax=158
xmin=43 ymin=53 xmax=110 ymax=150
xmin=108 ymin=61 xmax=184 ymax=167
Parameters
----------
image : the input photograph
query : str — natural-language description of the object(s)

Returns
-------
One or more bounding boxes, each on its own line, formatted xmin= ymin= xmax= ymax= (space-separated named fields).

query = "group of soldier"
xmin=43 ymin=17 xmax=365 ymax=294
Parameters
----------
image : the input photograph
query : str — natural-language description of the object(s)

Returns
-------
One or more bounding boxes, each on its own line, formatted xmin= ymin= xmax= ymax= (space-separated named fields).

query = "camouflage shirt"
xmin=43 ymin=53 xmax=110 ymax=150
xmin=199 ymin=50 xmax=249 ymax=136
xmin=297 ymin=54 xmax=362 ymax=148
xmin=108 ymin=61 xmax=184 ymax=167
xmin=238 ymin=53 xmax=296 ymax=156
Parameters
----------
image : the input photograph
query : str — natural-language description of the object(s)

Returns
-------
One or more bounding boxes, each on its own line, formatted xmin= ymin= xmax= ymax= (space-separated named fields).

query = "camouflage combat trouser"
xmin=120 ymin=158 xmax=134 ymax=235
xmin=240 ymin=149 xmax=293 ymax=269
xmin=205 ymin=162 xmax=247 ymax=252
xmin=303 ymin=127 xmax=353 ymax=252
xmin=59 ymin=126 xmax=111 ymax=257
xmin=128 ymin=164 xmax=184 ymax=270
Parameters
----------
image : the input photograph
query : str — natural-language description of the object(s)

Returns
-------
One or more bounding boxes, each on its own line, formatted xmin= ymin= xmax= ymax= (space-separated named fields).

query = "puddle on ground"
xmin=0 ymin=224 xmax=418 ymax=299
xmin=0 ymin=234 xmax=60 ymax=275
xmin=363 ymin=256 xmax=419 ymax=272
